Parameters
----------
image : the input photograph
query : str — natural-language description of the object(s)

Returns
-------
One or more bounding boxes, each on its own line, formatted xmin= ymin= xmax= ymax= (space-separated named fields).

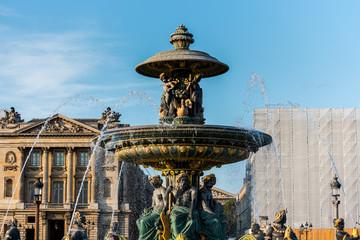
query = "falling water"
xmin=114 ymin=90 xmax=158 ymax=113
xmin=110 ymin=161 xmax=126 ymax=224
xmin=67 ymin=90 xmax=158 ymax=235
xmin=0 ymin=93 xmax=105 ymax=236
xmin=246 ymin=153 xmax=260 ymax=223
xmin=68 ymin=113 xmax=112 ymax=233
xmin=247 ymin=73 xmax=287 ymax=213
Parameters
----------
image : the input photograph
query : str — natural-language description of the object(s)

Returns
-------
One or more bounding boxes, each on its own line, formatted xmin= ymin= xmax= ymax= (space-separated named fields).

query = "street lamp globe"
xmin=330 ymin=175 xmax=341 ymax=197
xmin=33 ymin=178 xmax=43 ymax=198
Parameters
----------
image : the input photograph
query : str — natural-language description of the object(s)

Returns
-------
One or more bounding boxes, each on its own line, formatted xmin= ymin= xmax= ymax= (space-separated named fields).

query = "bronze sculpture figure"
xmin=137 ymin=175 xmax=166 ymax=240
xmin=334 ymin=218 xmax=360 ymax=240
xmin=105 ymin=221 xmax=127 ymax=240
xmin=163 ymin=173 xmax=198 ymax=240
xmin=237 ymin=222 xmax=265 ymax=240
xmin=4 ymin=217 xmax=21 ymax=240
xmin=265 ymin=210 xmax=298 ymax=240
xmin=63 ymin=212 xmax=88 ymax=240
xmin=198 ymin=174 xmax=229 ymax=240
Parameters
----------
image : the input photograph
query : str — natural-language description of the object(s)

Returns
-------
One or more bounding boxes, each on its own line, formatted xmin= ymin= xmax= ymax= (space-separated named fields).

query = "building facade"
xmin=211 ymin=186 xmax=236 ymax=205
xmin=0 ymin=108 xmax=152 ymax=240
xmin=248 ymin=108 xmax=360 ymax=230
xmin=236 ymin=178 xmax=251 ymax=236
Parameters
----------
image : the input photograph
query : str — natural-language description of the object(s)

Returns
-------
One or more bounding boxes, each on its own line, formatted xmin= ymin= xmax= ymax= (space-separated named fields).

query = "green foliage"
xmin=223 ymin=199 xmax=237 ymax=237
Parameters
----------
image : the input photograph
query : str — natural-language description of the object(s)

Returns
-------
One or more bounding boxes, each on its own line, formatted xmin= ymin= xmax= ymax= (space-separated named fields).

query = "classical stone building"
xmin=0 ymin=108 xmax=152 ymax=240
xmin=211 ymin=186 xmax=236 ymax=205
xmin=236 ymin=179 xmax=250 ymax=236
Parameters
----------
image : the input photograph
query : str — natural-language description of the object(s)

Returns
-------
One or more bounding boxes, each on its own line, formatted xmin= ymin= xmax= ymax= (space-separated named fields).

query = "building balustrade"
xmin=47 ymin=203 xmax=64 ymax=208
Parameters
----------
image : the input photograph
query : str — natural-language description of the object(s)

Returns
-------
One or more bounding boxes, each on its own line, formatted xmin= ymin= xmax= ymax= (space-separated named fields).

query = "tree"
xmin=223 ymin=199 xmax=237 ymax=237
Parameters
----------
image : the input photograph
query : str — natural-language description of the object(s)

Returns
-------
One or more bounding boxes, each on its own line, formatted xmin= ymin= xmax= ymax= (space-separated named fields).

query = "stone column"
xmin=122 ymin=162 xmax=128 ymax=203
xmin=17 ymin=147 xmax=25 ymax=208
xmin=66 ymin=147 xmax=74 ymax=205
xmin=42 ymin=147 xmax=49 ymax=204
xmin=89 ymin=151 xmax=97 ymax=203
xmin=90 ymin=148 xmax=98 ymax=208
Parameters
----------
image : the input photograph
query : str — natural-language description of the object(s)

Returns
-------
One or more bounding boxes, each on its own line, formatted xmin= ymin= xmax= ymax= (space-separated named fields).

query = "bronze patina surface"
xmin=103 ymin=124 xmax=272 ymax=171
xmin=135 ymin=49 xmax=229 ymax=79
xmin=135 ymin=25 xmax=229 ymax=79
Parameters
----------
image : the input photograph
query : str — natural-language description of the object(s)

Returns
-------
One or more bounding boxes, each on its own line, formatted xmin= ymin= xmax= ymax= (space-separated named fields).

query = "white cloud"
xmin=0 ymin=5 xmax=22 ymax=18
xmin=0 ymin=5 xmax=158 ymax=121
xmin=0 ymin=31 xmax=108 ymax=119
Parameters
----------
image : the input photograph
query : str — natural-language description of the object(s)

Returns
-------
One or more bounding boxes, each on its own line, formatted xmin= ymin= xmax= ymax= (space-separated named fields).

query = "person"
xmin=63 ymin=212 xmax=88 ymax=240
xmin=334 ymin=218 xmax=360 ymax=240
xmin=265 ymin=210 xmax=298 ymax=240
xmin=198 ymin=174 xmax=229 ymax=240
xmin=4 ymin=217 xmax=21 ymax=240
xmin=136 ymin=175 xmax=166 ymax=240
xmin=163 ymin=173 xmax=199 ymax=240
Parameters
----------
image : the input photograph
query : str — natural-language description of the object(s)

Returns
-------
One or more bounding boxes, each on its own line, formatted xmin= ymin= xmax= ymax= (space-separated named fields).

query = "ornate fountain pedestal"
xmin=102 ymin=25 xmax=272 ymax=240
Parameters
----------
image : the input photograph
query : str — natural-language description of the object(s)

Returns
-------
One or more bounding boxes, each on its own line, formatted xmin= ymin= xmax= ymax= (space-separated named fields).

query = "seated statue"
xmin=1 ymin=107 xmax=23 ymax=125
xmin=63 ymin=212 xmax=88 ymax=240
xmin=163 ymin=173 xmax=199 ymax=240
xmin=105 ymin=221 xmax=127 ymax=240
xmin=198 ymin=174 xmax=229 ymax=240
xmin=249 ymin=222 xmax=265 ymax=240
xmin=4 ymin=217 xmax=20 ymax=240
xmin=136 ymin=175 xmax=166 ymax=240
xmin=334 ymin=218 xmax=360 ymax=240
xmin=265 ymin=210 xmax=298 ymax=240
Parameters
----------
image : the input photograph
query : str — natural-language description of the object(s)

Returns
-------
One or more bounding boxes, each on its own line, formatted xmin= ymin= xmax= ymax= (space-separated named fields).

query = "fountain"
xmin=101 ymin=25 xmax=272 ymax=240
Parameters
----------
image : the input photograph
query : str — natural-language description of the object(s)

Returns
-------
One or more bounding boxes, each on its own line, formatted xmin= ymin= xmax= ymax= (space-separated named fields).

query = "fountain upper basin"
xmin=102 ymin=124 xmax=272 ymax=171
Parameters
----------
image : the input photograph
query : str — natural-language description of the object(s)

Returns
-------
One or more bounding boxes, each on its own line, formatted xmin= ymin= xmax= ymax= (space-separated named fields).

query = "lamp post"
xmin=330 ymin=175 xmax=341 ymax=219
xmin=34 ymin=178 xmax=43 ymax=240
xmin=299 ymin=222 xmax=312 ymax=240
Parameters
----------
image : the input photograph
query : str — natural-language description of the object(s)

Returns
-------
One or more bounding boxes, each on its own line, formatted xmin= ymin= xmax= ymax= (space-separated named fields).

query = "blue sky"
xmin=1 ymin=0 xmax=360 ymax=193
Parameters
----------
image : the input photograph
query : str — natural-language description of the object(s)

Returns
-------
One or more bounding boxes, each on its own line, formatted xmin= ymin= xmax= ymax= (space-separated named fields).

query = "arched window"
xmin=103 ymin=178 xmax=111 ymax=198
xmin=5 ymin=179 xmax=13 ymax=198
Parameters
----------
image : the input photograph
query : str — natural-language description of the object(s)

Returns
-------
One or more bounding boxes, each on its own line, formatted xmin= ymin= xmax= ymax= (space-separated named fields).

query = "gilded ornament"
xmin=214 ymin=147 xmax=222 ymax=154
xmin=198 ymin=147 xmax=205 ymax=153
xmin=179 ymin=146 xmax=187 ymax=153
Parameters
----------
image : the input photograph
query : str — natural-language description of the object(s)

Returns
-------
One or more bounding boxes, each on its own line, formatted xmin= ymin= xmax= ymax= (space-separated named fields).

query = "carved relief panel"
xmin=4 ymin=151 xmax=18 ymax=171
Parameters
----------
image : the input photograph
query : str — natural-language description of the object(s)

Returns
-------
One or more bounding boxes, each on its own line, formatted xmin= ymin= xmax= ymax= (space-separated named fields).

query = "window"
xmin=28 ymin=181 xmax=35 ymax=203
xmin=30 ymin=151 xmax=40 ymax=166
xmin=27 ymin=216 xmax=35 ymax=223
xmin=78 ymin=151 xmax=88 ymax=166
xmin=5 ymin=179 xmax=13 ymax=198
xmin=53 ymin=181 xmax=64 ymax=203
xmin=103 ymin=178 xmax=111 ymax=198
xmin=77 ymin=181 xmax=88 ymax=203
xmin=54 ymin=151 xmax=64 ymax=166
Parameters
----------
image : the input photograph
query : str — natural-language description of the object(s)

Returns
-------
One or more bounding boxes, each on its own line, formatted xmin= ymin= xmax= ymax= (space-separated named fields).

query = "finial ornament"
xmin=170 ymin=25 xmax=194 ymax=50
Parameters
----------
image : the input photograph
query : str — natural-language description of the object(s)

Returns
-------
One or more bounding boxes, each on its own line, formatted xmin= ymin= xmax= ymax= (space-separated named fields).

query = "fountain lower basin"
xmin=102 ymin=124 xmax=272 ymax=171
